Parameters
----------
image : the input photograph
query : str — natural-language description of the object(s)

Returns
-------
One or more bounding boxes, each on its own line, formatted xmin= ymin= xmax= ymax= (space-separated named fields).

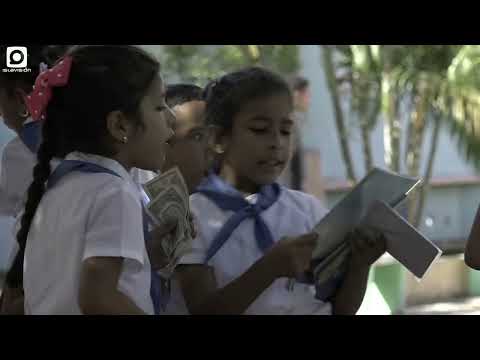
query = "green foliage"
xmin=160 ymin=45 xmax=300 ymax=86
xmin=331 ymin=45 xmax=480 ymax=170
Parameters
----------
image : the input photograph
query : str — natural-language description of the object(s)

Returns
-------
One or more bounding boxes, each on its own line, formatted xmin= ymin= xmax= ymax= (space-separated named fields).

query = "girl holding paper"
xmin=170 ymin=67 xmax=386 ymax=315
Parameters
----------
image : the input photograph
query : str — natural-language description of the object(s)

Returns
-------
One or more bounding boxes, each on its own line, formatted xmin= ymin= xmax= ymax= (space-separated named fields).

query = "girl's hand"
xmin=349 ymin=227 xmax=386 ymax=269
xmin=148 ymin=220 xmax=178 ymax=270
xmin=264 ymin=233 xmax=317 ymax=279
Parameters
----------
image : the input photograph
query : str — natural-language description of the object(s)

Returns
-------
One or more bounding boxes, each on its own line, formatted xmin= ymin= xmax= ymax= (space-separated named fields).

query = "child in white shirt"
xmin=173 ymin=67 xmax=386 ymax=315
xmin=6 ymin=45 xmax=175 ymax=314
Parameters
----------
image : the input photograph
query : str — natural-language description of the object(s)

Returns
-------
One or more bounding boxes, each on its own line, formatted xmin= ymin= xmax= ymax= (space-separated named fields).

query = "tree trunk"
xmin=406 ymin=87 xmax=429 ymax=224
xmin=358 ymin=90 xmax=374 ymax=173
xmin=321 ymin=45 xmax=357 ymax=183
xmin=239 ymin=45 xmax=261 ymax=65
xmin=360 ymin=117 xmax=374 ymax=173
xmin=383 ymin=75 xmax=401 ymax=173
xmin=361 ymin=86 xmax=382 ymax=174
xmin=359 ymin=45 xmax=381 ymax=174
xmin=354 ymin=83 xmax=374 ymax=174
xmin=414 ymin=111 xmax=442 ymax=228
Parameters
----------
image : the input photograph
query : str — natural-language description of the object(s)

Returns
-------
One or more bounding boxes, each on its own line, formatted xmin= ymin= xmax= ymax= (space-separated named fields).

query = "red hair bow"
xmin=24 ymin=56 xmax=73 ymax=122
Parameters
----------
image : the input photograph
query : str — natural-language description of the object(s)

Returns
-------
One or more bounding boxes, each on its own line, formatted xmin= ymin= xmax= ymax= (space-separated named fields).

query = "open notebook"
xmin=307 ymin=168 xmax=441 ymax=301
xmin=361 ymin=200 xmax=442 ymax=279
xmin=312 ymin=167 xmax=421 ymax=260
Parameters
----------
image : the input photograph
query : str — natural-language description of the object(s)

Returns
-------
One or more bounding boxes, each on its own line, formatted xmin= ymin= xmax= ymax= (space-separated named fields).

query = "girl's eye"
xmin=249 ymin=128 xmax=268 ymax=134
xmin=192 ymin=133 xmax=204 ymax=142
xmin=281 ymin=129 xmax=292 ymax=136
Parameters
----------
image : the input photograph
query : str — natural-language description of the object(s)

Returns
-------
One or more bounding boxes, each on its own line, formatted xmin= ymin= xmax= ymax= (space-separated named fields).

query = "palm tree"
xmin=321 ymin=45 xmax=357 ymax=183
xmin=442 ymin=45 xmax=480 ymax=169
xmin=342 ymin=45 xmax=382 ymax=174
xmin=324 ymin=45 xmax=479 ymax=227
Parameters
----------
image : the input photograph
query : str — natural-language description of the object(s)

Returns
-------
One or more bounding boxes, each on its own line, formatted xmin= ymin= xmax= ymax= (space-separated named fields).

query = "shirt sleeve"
xmin=0 ymin=139 xmax=36 ymax=217
xmin=82 ymin=183 xmax=146 ymax=265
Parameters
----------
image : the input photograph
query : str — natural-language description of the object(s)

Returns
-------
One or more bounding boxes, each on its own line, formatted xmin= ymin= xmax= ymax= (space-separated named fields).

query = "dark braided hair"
xmin=6 ymin=114 xmax=57 ymax=287
xmin=5 ymin=45 xmax=161 ymax=289
xmin=203 ymin=66 xmax=292 ymax=133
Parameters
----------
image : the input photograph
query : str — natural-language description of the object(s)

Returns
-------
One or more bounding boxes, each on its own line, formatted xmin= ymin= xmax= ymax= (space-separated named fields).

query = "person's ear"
xmin=106 ymin=110 xmax=135 ymax=145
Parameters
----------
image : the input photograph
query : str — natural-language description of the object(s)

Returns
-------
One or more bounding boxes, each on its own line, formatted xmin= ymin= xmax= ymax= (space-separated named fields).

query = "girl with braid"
xmin=5 ymin=45 xmax=175 ymax=314
xmin=0 ymin=45 xmax=68 ymax=313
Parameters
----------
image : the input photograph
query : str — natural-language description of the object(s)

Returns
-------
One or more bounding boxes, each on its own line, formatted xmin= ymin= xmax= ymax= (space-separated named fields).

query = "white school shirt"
xmin=7 ymin=167 xmax=154 ymax=271
xmin=0 ymin=136 xmax=37 ymax=274
xmin=6 ymin=156 xmax=63 ymax=274
xmin=0 ymin=136 xmax=36 ymax=218
xmin=129 ymin=167 xmax=157 ymax=206
xmin=23 ymin=152 xmax=154 ymax=315
xmin=168 ymin=187 xmax=333 ymax=315
xmin=130 ymin=168 xmax=157 ymax=186
xmin=6 ymin=166 xmax=157 ymax=286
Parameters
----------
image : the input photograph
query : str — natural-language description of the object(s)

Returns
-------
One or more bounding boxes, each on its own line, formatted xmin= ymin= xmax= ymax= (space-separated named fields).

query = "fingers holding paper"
xmin=349 ymin=227 xmax=387 ymax=268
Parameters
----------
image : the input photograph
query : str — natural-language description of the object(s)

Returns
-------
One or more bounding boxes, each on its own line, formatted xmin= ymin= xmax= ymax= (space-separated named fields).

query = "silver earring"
xmin=19 ymin=109 xmax=29 ymax=118
xmin=122 ymin=136 xmax=128 ymax=144
xmin=215 ymin=145 xmax=225 ymax=154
